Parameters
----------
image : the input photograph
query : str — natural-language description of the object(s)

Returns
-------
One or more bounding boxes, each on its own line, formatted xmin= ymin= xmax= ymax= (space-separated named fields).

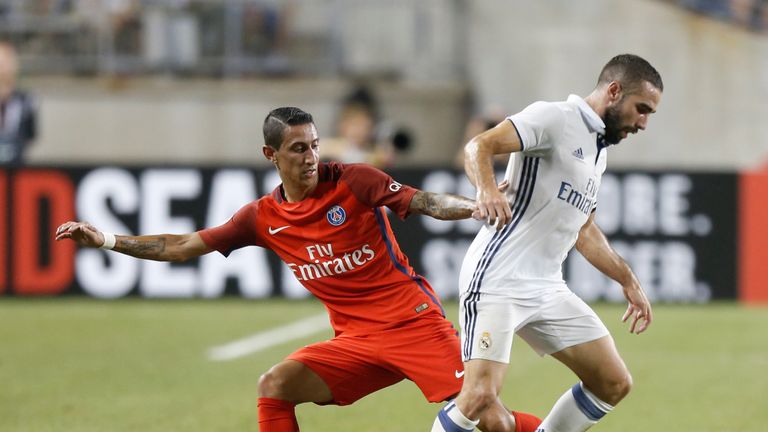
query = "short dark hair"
xmin=263 ymin=107 xmax=314 ymax=149
xmin=597 ymin=54 xmax=663 ymax=95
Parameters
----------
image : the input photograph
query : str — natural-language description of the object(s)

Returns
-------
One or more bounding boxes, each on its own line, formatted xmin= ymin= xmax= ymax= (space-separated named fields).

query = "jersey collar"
xmin=567 ymin=94 xmax=605 ymax=136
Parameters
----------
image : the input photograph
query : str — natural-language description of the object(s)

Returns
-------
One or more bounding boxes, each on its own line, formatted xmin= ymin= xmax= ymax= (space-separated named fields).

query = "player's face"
xmin=270 ymin=122 xmax=320 ymax=185
xmin=603 ymin=80 xmax=661 ymax=144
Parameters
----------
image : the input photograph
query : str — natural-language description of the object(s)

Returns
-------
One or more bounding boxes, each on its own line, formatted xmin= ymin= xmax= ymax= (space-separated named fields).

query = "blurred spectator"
xmin=74 ymin=0 xmax=142 ymax=55
xmin=677 ymin=0 xmax=768 ymax=32
xmin=729 ymin=0 xmax=768 ymax=31
xmin=108 ymin=0 xmax=142 ymax=55
xmin=678 ymin=0 xmax=733 ymax=19
xmin=242 ymin=0 xmax=293 ymax=56
xmin=143 ymin=0 xmax=200 ymax=72
xmin=0 ymin=41 xmax=37 ymax=166
xmin=322 ymin=85 xmax=402 ymax=168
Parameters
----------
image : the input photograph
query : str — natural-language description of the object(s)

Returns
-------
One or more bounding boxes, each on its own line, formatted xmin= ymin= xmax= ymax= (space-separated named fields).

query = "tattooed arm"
xmin=408 ymin=190 xmax=479 ymax=221
xmin=55 ymin=221 xmax=212 ymax=262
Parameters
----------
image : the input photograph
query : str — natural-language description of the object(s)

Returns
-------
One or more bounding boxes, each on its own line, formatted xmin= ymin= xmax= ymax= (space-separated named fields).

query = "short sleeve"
xmin=198 ymin=202 xmax=261 ymax=256
xmin=507 ymin=101 xmax=566 ymax=156
xmin=340 ymin=164 xmax=418 ymax=219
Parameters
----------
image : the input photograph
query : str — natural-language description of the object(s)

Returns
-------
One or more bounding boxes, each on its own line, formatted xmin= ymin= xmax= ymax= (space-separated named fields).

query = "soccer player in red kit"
xmin=56 ymin=107 xmax=540 ymax=432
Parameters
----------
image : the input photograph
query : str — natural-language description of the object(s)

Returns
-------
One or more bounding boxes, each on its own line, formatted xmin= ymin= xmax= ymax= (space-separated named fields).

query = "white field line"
xmin=207 ymin=313 xmax=330 ymax=362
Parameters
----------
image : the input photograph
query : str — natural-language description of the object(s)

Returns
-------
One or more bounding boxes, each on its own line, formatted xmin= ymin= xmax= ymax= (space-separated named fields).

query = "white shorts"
xmin=459 ymin=285 xmax=609 ymax=363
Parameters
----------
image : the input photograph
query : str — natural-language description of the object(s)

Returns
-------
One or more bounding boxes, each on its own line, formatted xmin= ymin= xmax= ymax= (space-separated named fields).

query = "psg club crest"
xmin=326 ymin=205 xmax=347 ymax=226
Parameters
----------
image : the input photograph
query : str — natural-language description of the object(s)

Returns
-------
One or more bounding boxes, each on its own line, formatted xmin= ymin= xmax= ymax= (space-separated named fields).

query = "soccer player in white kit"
xmin=432 ymin=54 xmax=663 ymax=432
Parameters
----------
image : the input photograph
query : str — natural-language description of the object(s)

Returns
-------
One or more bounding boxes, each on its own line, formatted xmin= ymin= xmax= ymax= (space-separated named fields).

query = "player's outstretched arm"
xmin=464 ymin=120 xmax=521 ymax=230
xmin=55 ymin=221 xmax=213 ymax=262
xmin=408 ymin=191 xmax=480 ymax=221
xmin=575 ymin=212 xmax=653 ymax=334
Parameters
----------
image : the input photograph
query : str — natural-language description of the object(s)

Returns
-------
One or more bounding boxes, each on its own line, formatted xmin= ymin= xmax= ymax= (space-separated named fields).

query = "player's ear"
xmin=262 ymin=145 xmax=277 ymax=164
xmin=607 ymin=81 xmax=623 ymax=104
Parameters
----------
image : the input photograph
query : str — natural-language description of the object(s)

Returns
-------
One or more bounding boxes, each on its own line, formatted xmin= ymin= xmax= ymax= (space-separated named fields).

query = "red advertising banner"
xmin=0 ymin=172 xmax=6 ymax=294
xmin=739 ymin=172 xmax=768 ymax=304
xmin=12 ymin=170 xmax=76 ymax=295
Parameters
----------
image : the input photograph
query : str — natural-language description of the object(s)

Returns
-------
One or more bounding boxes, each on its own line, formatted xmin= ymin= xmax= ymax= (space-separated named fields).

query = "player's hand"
xmin=621 ymin=282 xmax=653 ymax=334
xmin=55 ymin=221 xmax=106 ymax=248
xmin=476 ymin=183 xmax=512 ymax=231
xmin=472 ymin=181 xmax=510 ymax=221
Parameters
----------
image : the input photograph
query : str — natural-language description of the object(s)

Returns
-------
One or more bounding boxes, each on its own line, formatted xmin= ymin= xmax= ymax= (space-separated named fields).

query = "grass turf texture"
xmin=1 ymin=299 xmax=766 ymax=431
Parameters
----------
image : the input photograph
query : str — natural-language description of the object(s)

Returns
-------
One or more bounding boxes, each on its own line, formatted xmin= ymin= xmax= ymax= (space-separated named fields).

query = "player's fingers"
xmin=486 ymin=205 xmax=500 ymax=228
xmin=488 ymin=203 xmax=510 ymax=230
xmin=476 ymin=203 xmax=490 ymax=220
xmin=644 ymin=306 xmax=653 ymax=326
xmin=621 ymin=305 xmax=633 ymax=322
xmin=636 ymin=318 xmax=649 ymax=334
xmin=630 ymin=312 xmax=641 ymax=334
xmin=55 ymin=222 xmax=75 ymax=235
xmin=488 ymin=202 xmax=501 ymax=225
xmin=637 ymin=314 xmax=650 ymax=334
xmin=502 ymin=203 xmax=513 ymax=226
xmin=636 ymin=305 xmax=652 ymax=333
xmin=56 ymin=223 xmax=82 ymax=241
xmin=69 ymin=223 xmax=85 ymax=235
xmin=494 ymin=205 xmax=509 ymax=231
xmin=489 ymin=210 xmax=501 ymax=230
xmin=55 ymin=232 xmax=72 ymax=241
xmin=497 ymin=180 xmax=510 ymax=192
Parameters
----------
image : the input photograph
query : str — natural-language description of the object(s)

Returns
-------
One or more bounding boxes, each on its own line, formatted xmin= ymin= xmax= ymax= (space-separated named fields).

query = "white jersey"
xmin=460 ymin=94 xmax=608 ymax=297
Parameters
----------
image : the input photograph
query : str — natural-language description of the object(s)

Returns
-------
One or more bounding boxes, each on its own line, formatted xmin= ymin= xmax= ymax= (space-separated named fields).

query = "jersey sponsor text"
xmin=288 ymin=243 xmax=376 ymax=281
xmin=557 ymin=181 xmax=596 ymax=215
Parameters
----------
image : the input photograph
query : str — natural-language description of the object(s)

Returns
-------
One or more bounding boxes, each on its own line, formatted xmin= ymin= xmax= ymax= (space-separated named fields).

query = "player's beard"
xmin=602 ymin=104 xmax=625 ymax=145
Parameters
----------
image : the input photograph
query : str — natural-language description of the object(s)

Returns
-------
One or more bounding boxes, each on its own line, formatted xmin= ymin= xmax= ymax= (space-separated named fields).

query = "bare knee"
xmin=458 ymin=387 xmax=499 ymax=420
xmin=257 ymin=360 xmax=333 ymax=404
xmin=609 ymin=371 xmax=633 ymax=404
xmin=257 ymin=366 xmax=286 ymax=399
xmin=590 ymin=372 xmax=632 ymax=406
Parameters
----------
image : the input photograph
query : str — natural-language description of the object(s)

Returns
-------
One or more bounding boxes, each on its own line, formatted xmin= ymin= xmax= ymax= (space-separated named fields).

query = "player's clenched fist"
xmin=55 ymin=221 xmax=105 ymax=248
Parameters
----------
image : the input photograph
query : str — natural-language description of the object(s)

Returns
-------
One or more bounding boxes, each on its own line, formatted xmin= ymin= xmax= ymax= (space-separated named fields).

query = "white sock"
xmin=431 ymin=401 xmax=480 ymax=432
xmin=536 ymin=382 xmax=613 ymax=432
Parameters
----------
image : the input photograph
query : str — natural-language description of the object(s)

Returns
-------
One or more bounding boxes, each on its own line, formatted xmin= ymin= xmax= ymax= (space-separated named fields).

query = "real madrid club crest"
xmin=480 ymin=331 xmax=492 ymax=350
xmin=326 ymin=205 xmax=347 ymax=226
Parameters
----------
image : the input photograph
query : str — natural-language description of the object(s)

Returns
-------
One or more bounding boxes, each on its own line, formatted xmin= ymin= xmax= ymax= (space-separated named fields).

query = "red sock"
xmin=257 ymin=397 xmax=299 ymax=432
xmin=511 ymin=411 xmax=542 ymax=432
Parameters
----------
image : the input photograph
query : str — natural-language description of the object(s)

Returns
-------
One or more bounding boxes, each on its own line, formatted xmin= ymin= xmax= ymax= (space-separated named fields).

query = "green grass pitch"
xmin=1 ymin=299 xmax=766 ymax=431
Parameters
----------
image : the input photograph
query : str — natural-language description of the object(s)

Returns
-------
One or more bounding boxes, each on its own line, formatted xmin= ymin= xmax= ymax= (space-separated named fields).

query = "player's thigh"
xmin=460 ymin=294 xmax=532 ymax=364
xmin=381 ymin=317 xmax=467 ymax=402
xmin=516 ymin=291 xmax=609 ymax=356
xmin=287 ymin=336 xmax=404 ymax=406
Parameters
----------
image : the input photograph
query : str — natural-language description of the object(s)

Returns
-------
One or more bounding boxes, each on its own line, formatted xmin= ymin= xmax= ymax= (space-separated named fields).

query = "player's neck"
xmin=583 ymin=91 xmax=606 ymax=118
xmin=281 ymin=179 xmax=318 ymax=202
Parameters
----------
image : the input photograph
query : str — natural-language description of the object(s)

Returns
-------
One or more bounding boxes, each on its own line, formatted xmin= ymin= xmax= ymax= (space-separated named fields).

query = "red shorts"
xmin=287 ymin=315 xmax=465 ymax=406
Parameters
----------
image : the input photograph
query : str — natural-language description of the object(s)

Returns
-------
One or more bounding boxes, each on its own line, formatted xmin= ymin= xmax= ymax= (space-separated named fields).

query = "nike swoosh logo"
xmin=268 ymin=226 xmax=291 ymax=235
xmin=455 ymin=370 xmax=465 ymax=378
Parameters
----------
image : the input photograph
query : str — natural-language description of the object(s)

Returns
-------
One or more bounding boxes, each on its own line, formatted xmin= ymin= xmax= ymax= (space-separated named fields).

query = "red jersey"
xmin=199 ymin=162 xmax=446 ymax=335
